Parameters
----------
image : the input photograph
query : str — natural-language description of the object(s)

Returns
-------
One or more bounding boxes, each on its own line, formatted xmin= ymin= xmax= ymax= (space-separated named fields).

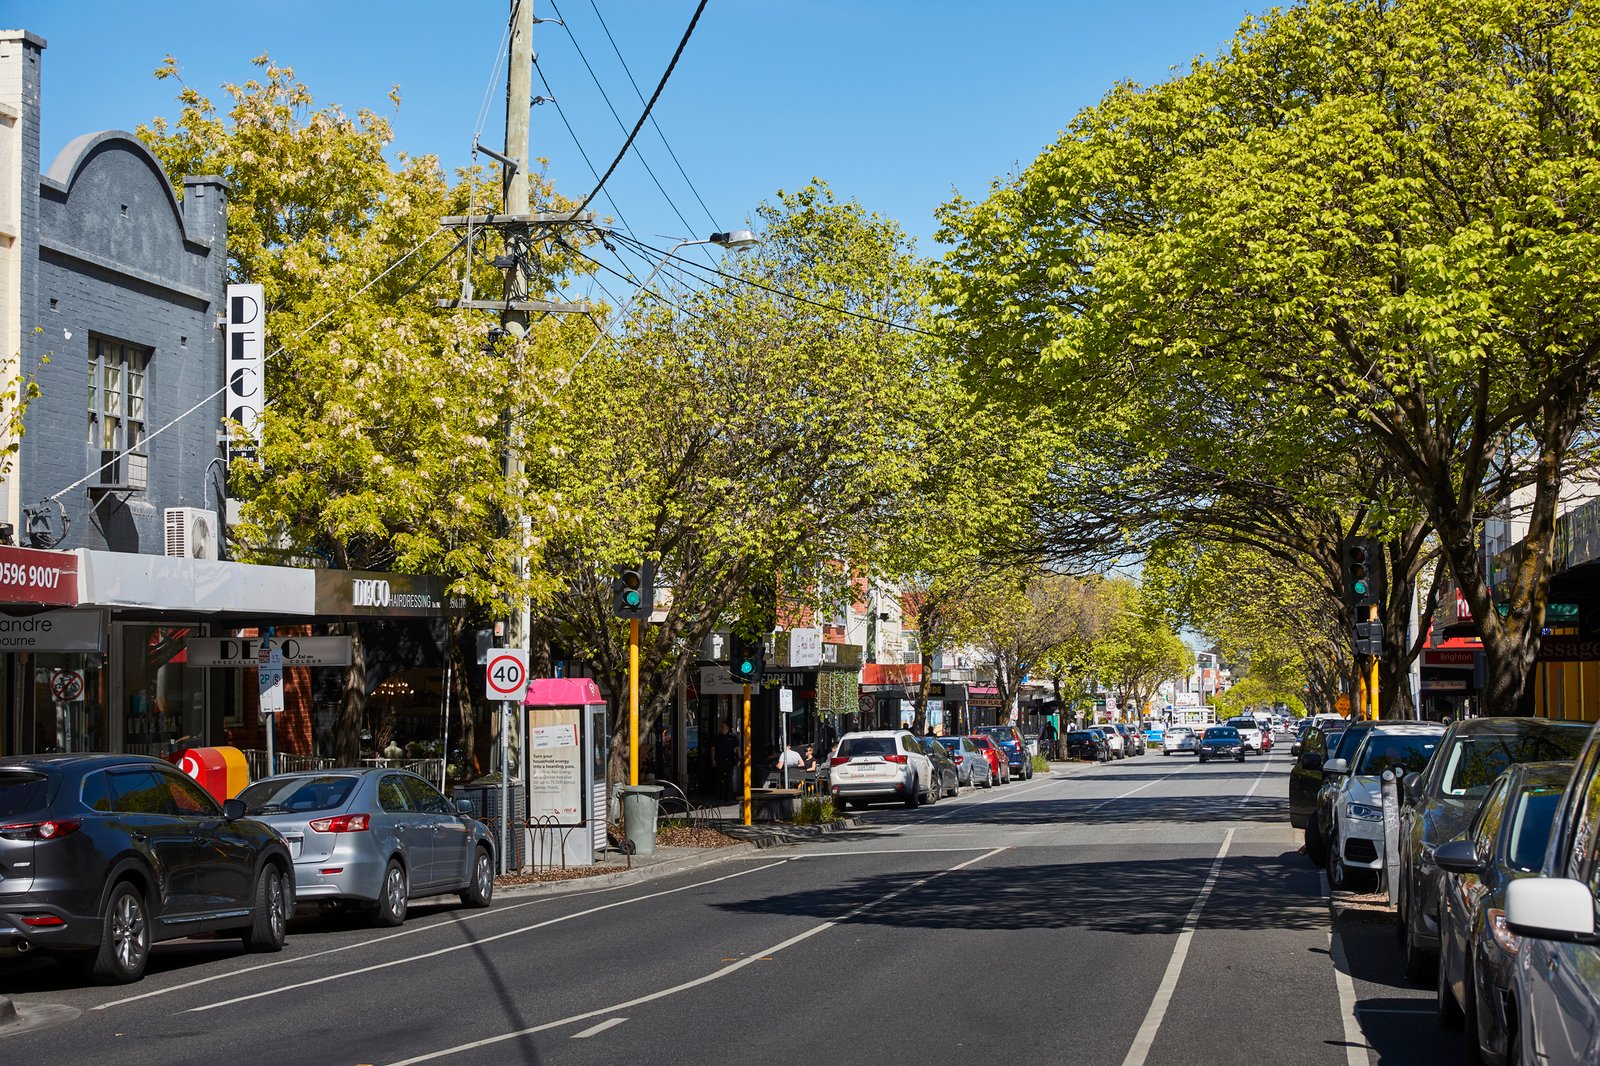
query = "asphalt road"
xmin=0 ymin=744 xmax=1466 ymax=1065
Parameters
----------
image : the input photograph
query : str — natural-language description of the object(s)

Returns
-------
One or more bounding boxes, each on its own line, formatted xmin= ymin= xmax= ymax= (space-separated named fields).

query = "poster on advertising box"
xmin=528 ymin=707 xmax=583 ymax=823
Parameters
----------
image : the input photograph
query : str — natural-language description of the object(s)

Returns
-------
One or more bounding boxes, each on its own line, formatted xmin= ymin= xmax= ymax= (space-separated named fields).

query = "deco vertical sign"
xmin=226 ymin=284 xmax=266 ymax=468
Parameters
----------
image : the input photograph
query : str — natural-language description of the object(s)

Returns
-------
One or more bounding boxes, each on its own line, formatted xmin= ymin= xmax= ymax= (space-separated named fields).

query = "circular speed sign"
xmin=485 ymin=650 xmax=529 ymax=700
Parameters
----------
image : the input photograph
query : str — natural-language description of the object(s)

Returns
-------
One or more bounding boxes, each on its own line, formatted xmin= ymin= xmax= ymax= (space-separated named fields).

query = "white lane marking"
xmin=791 ymin=847 xmax=1001 ymax=856
xmin=383 ymin=845 xmax=1011 ymax=1066
xmin=183 ymin=860 xmax=790 ymax=1014
xmin=1085 ymin=763 xmax=1201 ymax=815
xmin=94 ymin=870 xmax=662 ymax=1011
xmin=1118 ymin=828 xmax=1235 ymax=1066
xmin=1354 ymin=1006 xmax=1432 ymax=1014
xmin=570 ymin=1017 xmax=627 ymax=1039
xmin=1330 ymin=927 xmax=1374 ymax=1065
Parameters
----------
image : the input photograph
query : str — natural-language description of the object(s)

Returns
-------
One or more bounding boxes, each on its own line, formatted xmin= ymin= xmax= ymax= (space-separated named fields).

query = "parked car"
xmin=1504 ymin=722 xmax=1600 ymax=1066
xmin=1096 ymin=725 xmax=1126 ymax=758
xmin=1198 ymin=726 xmax=1246 ymax=763
xmin=1307 ymin=720 xmax=1380 ymax=867
xmin=1226 ymin=716 xmax=1266 ymax=754
xmin=0 ymin=753 xmax=293 ymax=983
xmin=1065 ymin=729 xmax=1113 ymax=762
xmin=830 ymin=731 xmax=936 ymax=809
xmin=968 ymin=735 xmax=1011 ymax=784
xmin=915 ymin=737 xmax=960 ymax=799
xmin=1435 ymin=761 xmax=1574 ymax=1066
xmin=1289 ymin=723 xmax=1346 ymax=829
xmin=934 ymin=736 xmax=993 ymax=788
xmin=237 ymin=768 xmax=496 ymax=927
xmin=1162 ymin=727 xmax=1199 ymax=756
xmin=1101 ymin=722 xmax=1143 ymax=757
xmin=976 ymin=725 xmax=1034 ymax=780
xmin=1399 ymin=716 xmax=1591 ymax=981
xmin=1322 ymin=722 xmax=1444 ymax=891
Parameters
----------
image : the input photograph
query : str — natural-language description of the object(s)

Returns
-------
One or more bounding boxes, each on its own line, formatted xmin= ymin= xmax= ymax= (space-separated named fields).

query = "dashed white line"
xmin=570 ymin=1017 xmax=627 ymax=1039
xmin=1118 ymin=828 xmax=1235 ymax=1066
xmin=382 ymin=846 xmax=1010 ymax=1065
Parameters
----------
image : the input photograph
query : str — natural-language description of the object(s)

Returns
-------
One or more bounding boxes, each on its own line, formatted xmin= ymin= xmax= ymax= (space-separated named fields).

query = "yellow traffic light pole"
xmin=629 ymin=618 xmax=640 ymax=787
xmin=742 ymin=683 xmax=753 ymax=826
xmin=1368 ymin=604 xmax=1380 ymax=720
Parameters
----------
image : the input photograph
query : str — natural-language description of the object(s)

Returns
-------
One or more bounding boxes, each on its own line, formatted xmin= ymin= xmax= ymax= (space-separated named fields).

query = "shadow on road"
xmin=858 ymin=793 xmax=1290 ymax=826
xmin=720 ymin=849 xmax=1326 ymax=934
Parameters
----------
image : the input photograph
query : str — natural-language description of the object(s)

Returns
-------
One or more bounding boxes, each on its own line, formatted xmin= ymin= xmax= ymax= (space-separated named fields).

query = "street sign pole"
xmin=499 ymin=699 xmax=510 ymax=874
xmin=484 ymin=649 xmax=528 ymax=875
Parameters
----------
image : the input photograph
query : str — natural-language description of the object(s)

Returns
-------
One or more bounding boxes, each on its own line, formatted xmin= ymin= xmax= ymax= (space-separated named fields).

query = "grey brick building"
xmin=1 ymin=29 xmax=227 ymax=554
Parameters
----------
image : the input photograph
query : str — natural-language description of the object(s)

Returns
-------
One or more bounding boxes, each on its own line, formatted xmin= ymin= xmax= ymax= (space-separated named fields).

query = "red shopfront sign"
xmin=0 ymin=547 xmax=78 ymax=606
xmin=1424 ymin=648 xmax=1478 ymax=668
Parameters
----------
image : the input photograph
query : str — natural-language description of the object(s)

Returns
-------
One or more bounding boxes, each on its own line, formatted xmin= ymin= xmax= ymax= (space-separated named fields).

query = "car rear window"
xmin=978 ymin=727 xmax=1016 ymax=743
xmin=1204 ymin=728 xmax=1238 ymax=739
xmin=0 ymin=772 xmax=48 ymax=817
xmin=837 ymin=737 xmax=895 ymax=758
xmin=1438 ymin=728 xmax=1590 ymax=797
xmin=1509 ymin=788 xmax=1563 ymax=871
xmin=238 ymin=775 xmax=359 ymax=814
xmin=935 ymin=737 xmax=961 ymax=751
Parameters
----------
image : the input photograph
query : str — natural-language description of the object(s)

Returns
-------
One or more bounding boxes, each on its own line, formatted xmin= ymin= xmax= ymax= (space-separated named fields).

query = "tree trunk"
xmin=445 ymin=615 xmax=478 ymax=778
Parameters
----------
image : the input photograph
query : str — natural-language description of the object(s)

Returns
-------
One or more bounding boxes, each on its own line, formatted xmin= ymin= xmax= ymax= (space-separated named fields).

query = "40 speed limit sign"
xmin=485 ymin=649 xmax=529 ymax=700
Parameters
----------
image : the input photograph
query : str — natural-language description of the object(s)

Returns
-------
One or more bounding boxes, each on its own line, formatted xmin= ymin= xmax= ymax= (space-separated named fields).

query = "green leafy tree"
xmin=138 ymin=56 xmax=595 ymax=762
xmin=938 ymin=0 xmax=1600 ymax=713
xmin=1089 ymin=580 xmax=1196 ymax=721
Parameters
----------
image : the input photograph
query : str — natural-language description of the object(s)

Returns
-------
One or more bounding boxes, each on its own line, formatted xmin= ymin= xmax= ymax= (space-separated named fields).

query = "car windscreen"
xmin=238 ymin=775 xmax=360 ymax=814
xmin=1508 ymin=788 xmax=1563 ymax=871
xmin=1332 ymin=725 xmax=1373 ymax=762
xmin=837 ymin=737 xmax=895 ymax=758
xmin=1353 ymin=734 xmax=1440 ymax=777
xmin=1204 ymin=728 xmax=1238 ymax=739
xmin=977 ymin=727 xmax=1016 ymax=744
xmin=1438 ymin=729 xmax=1590 ymax=798
xmin=935 ymin=737 xmax=962 ymax=751
xmin=0 ymin=771 xmax=48 ymax=817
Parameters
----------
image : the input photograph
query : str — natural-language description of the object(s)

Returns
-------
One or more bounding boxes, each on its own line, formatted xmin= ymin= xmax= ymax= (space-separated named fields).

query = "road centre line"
xmin=383 ymin=845 xmax=1011 ymax=1065
xmin=1084 ymin=763 xmax=1201 ymax=815
xmin=570 ymin=1017 xmax=627 ymax=1039
xmin=792 ymin=846 xmax=1003 ymax=856
xmin=1118 ymin=828 xmax=1235 ymax=1066
xmin=182 ymin=860 xmax=789 ymax=1014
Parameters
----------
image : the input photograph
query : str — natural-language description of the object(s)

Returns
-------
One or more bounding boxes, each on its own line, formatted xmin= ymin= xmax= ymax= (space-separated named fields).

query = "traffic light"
xmin=1353 ymin=620 xmax=1383 ymax=656
xmin=728 ymin=633 xmax=765 ymax=686
xmin=610 ymin=562 xmax=655 ymax=620
xmin=1342 ymin=537 xmax=1378 ymax=608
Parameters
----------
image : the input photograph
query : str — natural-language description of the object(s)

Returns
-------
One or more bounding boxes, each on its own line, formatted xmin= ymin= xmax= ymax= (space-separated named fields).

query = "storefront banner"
xmin=1423 ymin=649 xmax=1478 ymax=668
xmin=1538 ymin=636 xmax=1600 ymax=662
xmin=0 ymin=547 xmax=78 ymax=606
xmin=186 ymin=635 xmax=352 ymax=667
xmin=0 ymin=608 xmax=103 ymax=651
xmin=1422 ymin=678 xmax=1469 ymax=692
xmin=315 ymin=569 xmax=465 ymax=617
xmin=699 ymin=665 xmax=748 ymax=696
xmin=788 ymin=627 xmax=822 ymax=667
xmin=79 ymin=551 xmax=314 ymax=614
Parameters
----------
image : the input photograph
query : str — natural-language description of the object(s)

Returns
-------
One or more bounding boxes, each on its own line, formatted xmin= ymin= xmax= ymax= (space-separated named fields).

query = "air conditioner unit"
xmin=87 ymin=446 xmax=147 ymax=492
xmin=165 ymin=507 xmax=219 ymax=560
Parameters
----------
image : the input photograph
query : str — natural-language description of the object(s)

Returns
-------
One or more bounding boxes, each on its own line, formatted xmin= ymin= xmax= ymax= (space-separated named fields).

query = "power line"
xmin=583 ymin=0 xmax=721 ymax=233
xmin=572 ymin=0 xmax=709 ymax=218
xmin=611 ymin=232 xmax=941 ymax=339
xmin=532 ymin=58 xmax=636 ymax=238
xmin=547 ymin=0 xmax=710 ymax=261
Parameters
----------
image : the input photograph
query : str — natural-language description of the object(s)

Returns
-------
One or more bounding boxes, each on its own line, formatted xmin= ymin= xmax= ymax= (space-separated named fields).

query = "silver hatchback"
xmin=237 ymin=769 xmax=496 ymax=926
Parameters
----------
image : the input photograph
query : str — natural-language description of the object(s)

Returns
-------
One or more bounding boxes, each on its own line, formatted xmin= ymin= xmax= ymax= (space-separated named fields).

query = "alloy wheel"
xmin=112 ymin=891 xmax=147 ymax=974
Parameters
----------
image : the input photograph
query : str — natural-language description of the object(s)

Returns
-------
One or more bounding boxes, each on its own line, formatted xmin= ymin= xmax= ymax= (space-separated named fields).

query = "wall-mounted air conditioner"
xmin=164 ymin=507 xmax=219 ymax=560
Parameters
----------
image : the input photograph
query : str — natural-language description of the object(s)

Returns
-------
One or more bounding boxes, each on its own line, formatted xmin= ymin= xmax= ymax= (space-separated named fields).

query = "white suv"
xmin=1323 ymin=721 xmax=1443 ymax=891
xmin=1226 ymin=716 xmax=1265 ymax=754
xmin=829 ymin=731 xmax=935 ymax=810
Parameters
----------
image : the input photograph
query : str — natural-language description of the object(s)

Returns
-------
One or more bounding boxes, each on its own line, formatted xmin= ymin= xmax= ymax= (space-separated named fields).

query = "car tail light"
xmin=882 ymin=754 xmax=908 ymax=764
xmin=830 ymin=756 xmax=849 ymax=766
xmin=0 ymin=819 xmax=81 ymax=841
xmin=20 ymin=914 xmax=65 ymax=927
xmin=1488 ymin=908 xmax=1521 ymax=956
xmin=953 ymin=755 xmax=964 ymax=764
xmin=308 ymin=813 xmax=371 ymax=833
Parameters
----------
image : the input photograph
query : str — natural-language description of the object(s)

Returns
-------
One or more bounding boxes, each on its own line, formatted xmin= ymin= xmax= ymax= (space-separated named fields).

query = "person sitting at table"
xmin=772 ymin=743 xmax=805 ymax=783
xmin=799 ymin=745 xmax=817 ymax=772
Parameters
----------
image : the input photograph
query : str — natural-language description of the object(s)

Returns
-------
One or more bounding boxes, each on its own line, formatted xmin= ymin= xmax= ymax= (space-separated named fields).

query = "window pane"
xmin=160 ymin=769 xmax=219 ymax=816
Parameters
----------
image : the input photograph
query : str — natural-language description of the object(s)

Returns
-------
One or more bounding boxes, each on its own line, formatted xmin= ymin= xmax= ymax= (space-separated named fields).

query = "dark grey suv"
xmin=0 ymin=753 xmax=294 ymax=983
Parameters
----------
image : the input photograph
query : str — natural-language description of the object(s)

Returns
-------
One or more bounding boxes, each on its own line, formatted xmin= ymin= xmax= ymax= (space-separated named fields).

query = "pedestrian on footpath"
xmin=712 ymin=722 xmax=740 ymax=801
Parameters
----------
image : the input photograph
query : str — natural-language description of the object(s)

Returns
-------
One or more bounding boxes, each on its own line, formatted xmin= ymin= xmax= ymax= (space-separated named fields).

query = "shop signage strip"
xmin=0 ymin=547 xmax=78 ymax=606
xmin=1537 ymin=635 xmax=1600 ymax=662
xmin=187 ymin=635 xmax=352 ymax=667
xmin=0 ymin=608 xmax=102 ymax=652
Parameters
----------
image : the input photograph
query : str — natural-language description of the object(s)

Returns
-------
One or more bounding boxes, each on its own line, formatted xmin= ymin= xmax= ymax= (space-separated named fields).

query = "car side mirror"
xmin=1290 ymin=741 xmax=1302 ymax=756
xmin=1432 ymin=838 xmax=1485 ymax=876
xmin=456 ymin=798 xmax=475 ymax=815
xmin=1298 ymin=752 xmax=1323 ymax=772
xmin=1323 ymin=758 xmax=1349 ymax=775
xmin=1507 ymin=878 xmax=1600 ymax=944
xmin=1403 ymin=772 xmax=1422 ymax=802
xmin=223 ymin=798 xmax=246 ymax=821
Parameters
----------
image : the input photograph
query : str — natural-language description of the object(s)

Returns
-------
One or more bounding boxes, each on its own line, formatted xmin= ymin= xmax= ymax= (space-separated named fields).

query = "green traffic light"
xmin=738 ymin=660 xmax=754 ymax=674
xmin=624 ymin=590 xmax=641 ymax=607
xmin=1353 ymin=580 xmax=1368 ymax=595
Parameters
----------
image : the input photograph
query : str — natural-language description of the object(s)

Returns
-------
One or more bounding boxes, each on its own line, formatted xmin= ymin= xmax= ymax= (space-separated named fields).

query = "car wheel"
xmin=373 ymin=859 xmax=409 ymax=927
xmin=1199 ymin=754 xmax=1209 ymax=763
xmin=241 ymin=864 xmax=289 ymax=953
xmin=923 ymin=775 xmax=938 ymax=805
xmin=1437 ymin=934 xmax=1464 ymax=1029
xmin=1328 ymin=835 xmax=1350 ymax=890
xmin=1236 ymin=752 xmax=1245 ymax=762
xmin=946 ymin=776 xmax=958 ymax=799
xmin=1305 ymin=822 xmax=1328 ymax=867
xmin=88 ymin=881 xmax=150 ymax=984
xmin=460 ymin=845 xmax=494 ymax=908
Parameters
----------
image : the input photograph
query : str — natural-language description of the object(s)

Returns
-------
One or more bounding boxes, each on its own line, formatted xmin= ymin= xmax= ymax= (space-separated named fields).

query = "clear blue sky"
xmin=10 ymin=0 xmax=1262 ymax=257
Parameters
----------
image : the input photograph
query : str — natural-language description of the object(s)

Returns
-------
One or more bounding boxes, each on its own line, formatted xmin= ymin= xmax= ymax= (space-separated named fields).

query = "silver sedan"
xmin=237 ymin=768 xmax=497 ymax=926
xmin=1162 ymin=728 xmax=1200 ymax=755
